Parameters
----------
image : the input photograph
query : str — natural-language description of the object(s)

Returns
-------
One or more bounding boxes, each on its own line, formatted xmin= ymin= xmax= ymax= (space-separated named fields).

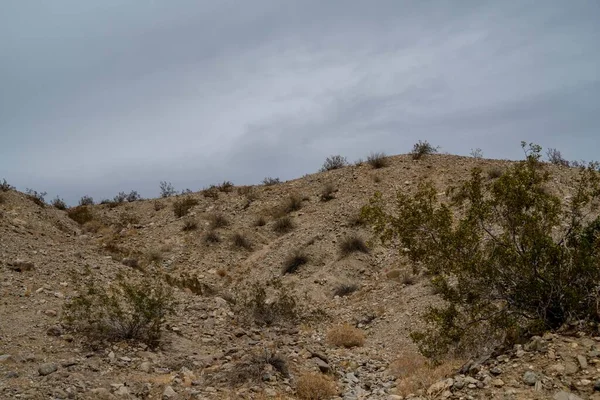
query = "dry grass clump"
xmin=333 ymin=283 xmax=359 ymax=297
xmin=182 ymin=218 xmax=198 ymax=231
xmin=284 ymin=194 xmax=303 ymax=213
xmin=202 ymin=186 xmax=219 ymax=199
xmin=366 ymin=152 xmax=390 ymax=169
xmin=204 ymin=230 xmax=221 ymax=244
xmin=232 ymin=232 xmax=252 ymax=250
xmin=390 ymin=353 xmax=463 ymax=397
xmin=296 ymin=373 xmax=337 ymax=400
xmin=51 ymin=197 xmax=68 ymax=210
xmin=282 ymin=250 xmax=308 ymax=274
xmin=273 ymin=216 xmax=294 ymax=234
xmin=487 ymin=166 xmax=503 ymax=179
xmin=144 ymin=249 xmax=163 ymax=265
xmin=254 ymin=216 xmax=267 ymax=227
xmin=25 ymin=188 xmax=46 ymax=207
xmin=217 ymin=180 xmax=235 ymax=193
xmin=320 ymin=183 xmax=336 ymax=202
xmin=209 ymin=213 xmax=229 ymax=229
xmin=173 ymin=196 xmax=199 ymax=218
xmin=229 ymin=350 xmax=289 ymax=385
xmin=339 ymin=235 xmax=369 ymax=257
xmin=326 ymin=324 xmax=365 ymax=348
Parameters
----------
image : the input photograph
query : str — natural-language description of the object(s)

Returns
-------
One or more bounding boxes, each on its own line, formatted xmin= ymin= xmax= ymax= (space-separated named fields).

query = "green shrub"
xmin=51 ymin=197 xmax=68 ymax=210
xmin=67 ymin=206 xmax=94 ymax=224
xmin=339 ymin=235 xmax=369 ymax=257
xmin=367 ymin=152 xmax=390 ymax=169
xmin=320 ymin=155 xmax=348 ymax=172
xmin=173 ymin=196 xmax=198 ymax=218
xmin=63 ymin=273 xmax=175 ymax=348
xmin=282 ymin=250 xmax=308 ymax=274
xmin=411 ymin=140 xmax=439 ymax=160
xmin=362 ymin=142 xmax=600 ymax=361
xmin=78 ymin=195 xmax=94 ymax=206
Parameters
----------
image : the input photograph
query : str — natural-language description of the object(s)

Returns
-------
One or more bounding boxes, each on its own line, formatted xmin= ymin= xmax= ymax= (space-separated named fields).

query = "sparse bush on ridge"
xmin=262 ymin=177 xmax=281 ymax=186
xmin=126 ymin=190 xmax=141 ymax=202
xmin=160 ymin=181 xmax=176 ymax=198
xmin=51 ymin=196 xmax=68 ymax=210
xmin=284 ymin=194 xmax=303 ymax=213
xmin=216 ymin=181 xmax=234 ymax=193
xmin=0 ymin=179 xmax=14 ymax=192
xmin=339 ymin=235 xmax=369 ymax=257
xmin=79 ymin=195 xmax=94 ymax=206
xmin=320 ymin=155 xmax=348 ymax=172
xmin=202 ymin=186 xmax=219 ymax=199
xmin=470 ymin=148 xmax=483 ymax=159
xmin=172 ymin=196 xmax=198 ymax=218
xmin=25 ymin=188 xmax=46 ymax=206
xmin=362 ymin=142 xmax=600 ymax=361
xmin=411 ymin=140 xmax=439 ymax=160
xmin=63 ymin=272 xmax=175 ymax=348
xmin=67 ymin=206 xmax=94 ymax=225
xmin=282 ymin=250 xmax=308 ymax=274
xmin=546 ymin=147 xmax=570 ymax=167
xmin=367 ymin=152 xmax=390 ymax=169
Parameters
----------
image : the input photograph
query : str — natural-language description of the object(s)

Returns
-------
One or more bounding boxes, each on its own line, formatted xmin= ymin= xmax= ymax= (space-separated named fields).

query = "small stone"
xmin=115 ymin=386 xmax=130 ymax=396
xmin=38 ymin=362 xmax=58 ymax=376
xmin=44 ymin=309 xmax=58 ymax=317
xmin=565 ymin=360 xmax=579 ymax=375
xmin=490 ymin=367 xmax=502 ymax=376
xmin=577 ymin=355 xmax=588 ymax=369
xmin=553 ymin=391 xmax=584 ymax=400
xmin=522 ymin=371 xmax=538 ymax=386
xmin=427 ymin=379 xmax=454 ymax=395
xmin=388 ymin=396 xmax=403 ymax=400
xmin=0 ymin=354 xmax=12 ymax=364
xmin=139 ymin=361 xmax=152 ymax=373
xmin=163 ymin=385 xmax=176 ymax=398
xmin=46 ymin=325 xmax=62 ymax=336
xmin=312 ymin=357 xmax=330 ymax=373
xmin=492 ymin=379 xmax=505 ymax=387
xmin=8 ymin=259 xmax=35 ymax=272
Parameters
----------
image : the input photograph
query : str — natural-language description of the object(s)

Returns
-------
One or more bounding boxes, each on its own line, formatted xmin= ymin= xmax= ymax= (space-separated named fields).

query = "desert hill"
xmin=1 ymin=153 xmax=599 ymax=400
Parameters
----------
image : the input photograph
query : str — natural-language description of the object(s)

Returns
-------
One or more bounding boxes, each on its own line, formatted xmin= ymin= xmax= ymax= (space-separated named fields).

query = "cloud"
xmin=1 ymin=1 xmax=599 ymax=204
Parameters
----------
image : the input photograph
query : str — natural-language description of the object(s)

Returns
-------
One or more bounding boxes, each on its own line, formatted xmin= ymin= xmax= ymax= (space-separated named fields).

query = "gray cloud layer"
xmin=1 ymin=1 xmax=599 ymax=204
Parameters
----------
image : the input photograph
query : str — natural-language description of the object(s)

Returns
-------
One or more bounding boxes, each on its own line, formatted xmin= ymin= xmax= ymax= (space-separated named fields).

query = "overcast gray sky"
xmin=1 ymin=1 xmax=599 ymax=204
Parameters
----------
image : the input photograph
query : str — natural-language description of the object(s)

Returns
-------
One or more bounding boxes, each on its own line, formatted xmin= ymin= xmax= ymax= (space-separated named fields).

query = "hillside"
xmin=1 ymin=154 xmax=599 ymax=400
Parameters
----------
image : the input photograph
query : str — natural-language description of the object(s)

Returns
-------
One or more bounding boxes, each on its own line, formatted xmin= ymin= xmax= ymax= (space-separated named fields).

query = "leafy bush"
xmin=273 ymin=216 xmax=294 ymax=234
xmin=172 ymin=196 xmax=198 ymax=218
xmin=282 ymin=250 xmax=308 ymax=274
xmin=160 ymin=181 xmax=177 ymax=198
xmin=63 ymin=273 xmax=175 ymax=348
xmin=0 ymin=179 xmax=14 ymax=192
xmin=320 ymin=183 xmax=336 ymax=202
xmin=339 ymin=235 xmax=369 ymax=257
xmin=327 ymin=324 xmax=365 ymax=348
xmin=411 ymin=140 xmax=439 ymax=160
xmin=25 ymin=188 xmax=46 ymax=206
xmin=79 ymin=195 xmax=95 ymax=206
xmin=262 ymin=177 xmax=281 ymax=186
xmin=232 ymin=232 xmax=252 ymax=250
xmin=320 ymin=155 xmax=348 ymax=172
xmin=362 ymin=142 xmax=600 ymax=361
xmin=67 ymin=206 xmax=94 ymax=225
xmin=546 ymin=148 xmax=570 ymax=167
xmin=333 ymin=283 xmax=359 ymax=297
xmin=208 ymin=213 xmax=229 ymax=229
xmin=296 ymin=373 xmax=337 ymax=400
xmin=367 ymin=152 xmax=390 ymax=169
xmin=51 ymin=196 xmax=68 ymax=210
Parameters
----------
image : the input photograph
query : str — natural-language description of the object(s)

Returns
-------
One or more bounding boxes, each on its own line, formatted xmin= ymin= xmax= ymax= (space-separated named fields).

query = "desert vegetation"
xmin=320 ymin=155 xmax=348 ymax=171
xmin=410 ymin=140 xmax=439 ymax=160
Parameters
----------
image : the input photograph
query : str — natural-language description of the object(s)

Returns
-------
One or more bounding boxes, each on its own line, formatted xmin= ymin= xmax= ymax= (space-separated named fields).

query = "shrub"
xmin=240 ymin=282 xmax=297 ymax=326
xmin=0 ymin=179 xmax=14 ymax=192
xmin=153 ymin=200 xmax=164 ymax=211
xmin=79 ymin=195 xmax=94 ymax=206
xmin=326 ymin=324 xmax=365 ymax=348
xmin=339 ymin=235 xmax=369 ymax=257
xmin=282 ymin=250 xmax=308 ymax=274
xmin=63 ymin=273 xmax=175 ymax=348
xmin=204 ymin=231 xmax=220 ymax=243
xmin=296 ymin=373 xmax=337 ymax=400
xmin=390 ymin=353 xmax=463 ymax=397
xmin=229 ymin=350 xmax=289 ymax=385
xmin=273 ymin=216 xmax=294 ymax=234
xmin=320 ymin=155 xmax=348 ymax=172
xmin=208 ymin=213 xmax=229 ymax=229
xmin=333 ymin=283 xmax=359 ymax=297
xmin=144 ymin=249 xmax=163 ymax=265
xmin=67 ymin=206 xmax=94 ymax=225
xmin=362 ymin=142 xmax=600 ymax=361
xmin=202 ymin=186 xmax=219 ymax=199
xmin=487 ymin=167 xmax=503 ymax=179
xmin=51 ymin=197 xmax=68 ymax=210
xmin=254 ymin=216 xmax=267 ymax=227
xmin=546 ymin=148 xmax=570 ymax=167
xmin=159 ymin=181 xmax=176 ymax=198
xmin=232 ymin=232 xmax=252 ymax=250
xmin=284 ymin=194 xmax=303 ymax=213
xmin=262 ymin=177 xmax=281 ymax=186
xmin=182 ymin=218 xmax=198 ymax=231
xmin=348 ymin=212 xmax=366 ymax=227
xmin=126 ymin=191 xmax=141 ymax=202
xmin=470 ymin=148 xmax=483 ymax=159
xmin=320 ymin=183 xmax=336 ymax=202
xmin=172 ymin=197 xmax=198 ymax=218
xmin=366 ymin=152 xmax=390 ymax=169
xmin=25 ymin=188 xmax=46 ymax=206
xmin=411 ymin=140 xmax=439 ymax=160
xmin=217 ymin=181 xmax=234 ymax=193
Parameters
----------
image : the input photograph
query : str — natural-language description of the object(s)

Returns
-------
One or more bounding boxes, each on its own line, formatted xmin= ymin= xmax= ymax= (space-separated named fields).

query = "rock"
xmin=553 ymin=391 xmax=584 ymax=400
xmin=427 ymin=378 xmax=454 ymax=395
xmin=46 ymin=325 xmax=63 ymax=336
xmin=163 ymin=385 xmax=177 ymax=398
xmin=38 ymin=362 xmax=58 ymax=376
xmin=490 ymin=367 xmax=502 ymax=376
xmin=594 ymin=379 xmax=600 ymax=391
xmin=139 ymin=361 xmax=152 ymax=373
xmin=522 ymin=371 xmax=538 ymax=386
xmin=44 ymin=309 xmax=58 ymax=317
xmin=565 ymin=360 xmax=579 ymax=375
xmin=0 ymin=354 xmax=12 ymax=364
xmin=115 ymin=386 xmax=130 ymax=396
xmin=312 ymin=357 xmax=330 ymax=373
xmin=7 ymin=259 xmax=35 ymax=272
xmin=90 ymin=388 xmax=116 ymax=400
xmin=577 ymin=355 xmax=588 ymax=369
xmin=388 ymin=396 xmax=403 ymax=400
xmin=492 ymin=378 xmax=505 ymax=387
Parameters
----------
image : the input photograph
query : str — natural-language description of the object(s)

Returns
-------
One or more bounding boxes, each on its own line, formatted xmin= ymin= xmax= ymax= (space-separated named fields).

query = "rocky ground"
xmin=1 ymin=154 xmax=599 ymax=399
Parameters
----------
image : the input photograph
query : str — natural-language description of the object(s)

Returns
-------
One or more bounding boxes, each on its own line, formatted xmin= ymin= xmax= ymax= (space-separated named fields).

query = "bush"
xmin=282 ymin=250 xmax=308 ymax=274
xmin=51 ymin=197 xmax=68 ymax=210
xmin=240 ymin=282 xmax=297 ymax=326
xmin=63 ymin=273 xmax=175 ymax=348
xmin=204 ymin=231 xmax=220 ymax=244
xmin=273 ymin=216 xmax=294 ymax=234
xmin=487 ymin=167 xmax=503 ymax=179
xmin=0 ymin=179 xmax=14 ymax=192
xmin=339 ymin=235 xmax=369 ymax=257
xmin=367 ymin=152 xmax=390 ymax=169
xmin=79 ymin=195 xmax=94 ymax=206
xmin=172 ymin=197 xmax=198 ymax=218
xmin=296 ymin=373 xmax=337 ymax=400
xmin=333 ymin=283 xmax=359 ymax=297
xmin=470 ymin=148 xmax=483 ymax=159
xmin=254 ymin=216 xmax=267 ymax=227
xmin=232 ymin=232 xmax=252 ymax=250
xmin=202 ymin=186 xmax=219 ymax=199
xmin=327 ymin=324 xmax=365 ymax=348
xmin=320 ymin=155 xmax=348 ymax=172
xmin=262 ymin=177 xmax=281 ymax=186
xmin=362 ymin=142 xmax=600 ymax=361
xmin=160 ymin=181 xmax=176 ymax=198
xmin=67 ymin=206 xmax=94 ymax=224
xmin=546 ymin=148 xmax=570 ymax=167
xmin=215 ymin=181 xmax=234 ymax=193
xmin=182 ymin=218 xmax=198 ymax=231
xmin=25 ymin=188 xmax=46 ymax=206
xmin=284 ymin=194 xmax=303 ymax=213
xmin=208 ymin=213 xmax=229 ymax=229
xmin=411 ymin=140 xmax=439 ymax=160
xmin=229 ymin=350 xmax=289 ymax=385
xmin=126 ymin=191 xmax=141 ymax=202
xmin=320 ymin=183 xmax=336 ymax=202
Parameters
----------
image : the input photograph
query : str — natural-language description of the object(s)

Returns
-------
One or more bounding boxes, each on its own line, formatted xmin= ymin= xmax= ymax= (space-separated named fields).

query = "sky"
xmin=1 ymin=1 xmax=599 ymax=205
